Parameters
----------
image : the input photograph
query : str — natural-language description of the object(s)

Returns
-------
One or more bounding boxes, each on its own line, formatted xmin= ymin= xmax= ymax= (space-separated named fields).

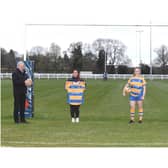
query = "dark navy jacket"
xmin=12 ymin=68 xmax=28 ymax=95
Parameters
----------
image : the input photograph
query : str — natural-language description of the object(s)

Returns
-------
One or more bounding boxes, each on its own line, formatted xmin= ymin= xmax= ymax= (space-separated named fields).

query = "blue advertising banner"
xmin=24 ymin=61 xmax=34 ymax=118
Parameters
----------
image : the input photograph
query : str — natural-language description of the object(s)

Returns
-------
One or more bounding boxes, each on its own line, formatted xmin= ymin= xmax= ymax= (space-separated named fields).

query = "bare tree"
xmin=29 ymin=46 xmax=47 ymax=56
xmin=154 ymin=45 xmax=168 ymax=74
xmin=49 ymin=43 xmax=61 ymax=57
xmin=92 ymin=38 xmax=131 ymax=66
xmin=154 ymin=45 xmax=168 ymax=67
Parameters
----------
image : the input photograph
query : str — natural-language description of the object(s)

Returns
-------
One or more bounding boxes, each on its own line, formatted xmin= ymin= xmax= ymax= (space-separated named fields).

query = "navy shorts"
xmin=129 ymin=94 xmax=143 ymax=101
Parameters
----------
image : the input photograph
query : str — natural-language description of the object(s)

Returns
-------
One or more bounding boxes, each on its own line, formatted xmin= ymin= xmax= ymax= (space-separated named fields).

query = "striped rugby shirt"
xmin=65 ymin=78 xmax=86 ymax=105
xmin=128 ymin=76 xmax=146 ymax=97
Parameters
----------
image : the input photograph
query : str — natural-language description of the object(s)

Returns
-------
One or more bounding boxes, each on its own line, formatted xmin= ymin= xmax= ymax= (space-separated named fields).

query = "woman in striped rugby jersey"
xmin=65 ymin=70 xmax=86 ymax=123
xmin=123 ymin=67 xmax=147 ymax=124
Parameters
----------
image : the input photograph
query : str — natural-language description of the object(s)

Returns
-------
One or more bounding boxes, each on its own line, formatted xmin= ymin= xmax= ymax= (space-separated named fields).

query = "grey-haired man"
xmin=12 ymin=61 xmax=32 ymax=123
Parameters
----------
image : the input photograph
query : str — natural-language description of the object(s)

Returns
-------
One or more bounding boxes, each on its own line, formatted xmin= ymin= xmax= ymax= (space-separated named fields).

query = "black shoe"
xmin=138 ymin=120 xmax=143 ymax=124
xmin=129 ymin=120 xmax=135 ymax=124
xmin=15 ymin=121 xmax=20 ymax=124
xmin=21 ymin=120 xmax=29 ymax=124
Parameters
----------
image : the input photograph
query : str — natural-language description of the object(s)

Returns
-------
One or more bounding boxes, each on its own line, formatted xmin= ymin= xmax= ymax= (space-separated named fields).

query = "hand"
xmin=24 ymin=80 xmax=28 ymax=85
xmin=123 ymin=92 xmax=126 ymax=96
xmin=25 ymin=79 xmax=32 ymax=87
xmin=141 ymin=96 xmax=145 ymax=100
xmin=27 ymin=79 xmax=32 ymax=85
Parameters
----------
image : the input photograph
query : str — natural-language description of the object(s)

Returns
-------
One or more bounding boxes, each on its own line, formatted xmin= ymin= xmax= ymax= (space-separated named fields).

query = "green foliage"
xmin=68 ymin=42 xmax=83 ymax=71
xmin=1 ymin=48 xmax=16 ymax=72
xmin=96 ymin=50 xmax=105 ymax=73
xmin=117 ymin=65 xmax=129 ymax=74
xmin=140 ymin=63 xmax=150 ymax=74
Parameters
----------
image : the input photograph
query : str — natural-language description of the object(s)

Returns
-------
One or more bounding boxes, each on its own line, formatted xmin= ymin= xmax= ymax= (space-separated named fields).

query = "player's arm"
xmin=141 ymin=78 xmax=146 ymax=100
xmin=123 ymin=83 xmax=129 ymax=96
xmin=142 ymin=85 xmax=146 ymax=100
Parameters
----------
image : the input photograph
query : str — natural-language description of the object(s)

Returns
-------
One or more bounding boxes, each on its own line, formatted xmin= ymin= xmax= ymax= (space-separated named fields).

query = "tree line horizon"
xmin=1 ymin=38 xmax=168 ymax=74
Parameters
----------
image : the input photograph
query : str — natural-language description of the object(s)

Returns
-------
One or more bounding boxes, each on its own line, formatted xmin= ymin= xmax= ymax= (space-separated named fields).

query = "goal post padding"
xmin=24 ymin=60 xmax=34 ymax=118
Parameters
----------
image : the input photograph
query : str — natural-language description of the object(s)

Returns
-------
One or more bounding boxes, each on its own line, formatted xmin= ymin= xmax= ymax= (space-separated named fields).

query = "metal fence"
xmin=1 ymin=73 xmax=168 ymax=80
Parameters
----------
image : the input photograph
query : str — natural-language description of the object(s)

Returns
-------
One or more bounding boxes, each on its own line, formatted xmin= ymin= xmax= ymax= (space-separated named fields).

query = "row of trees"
xmin=1 ymin=49 xmax=20 ymax=72
xmin=27 ymin=39 xmax=132 ymax=73
xmin=1 ymin=39 xmax=168 ymax=74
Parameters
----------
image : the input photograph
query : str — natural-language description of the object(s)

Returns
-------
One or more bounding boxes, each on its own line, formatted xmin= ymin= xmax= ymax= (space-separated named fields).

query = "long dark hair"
xmin=72 ymin=69 xmax=80 ymax=80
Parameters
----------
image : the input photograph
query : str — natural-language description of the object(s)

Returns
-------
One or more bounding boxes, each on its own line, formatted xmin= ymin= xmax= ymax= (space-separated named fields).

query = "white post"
xmin=150 ymin=21 xmax=153 ymax=79
xmin=136 ymin=30 xmax=143 ymax=65
xmin=24 ymin=24 xmax=27 ymax=61
xmin=139 ymin=31 xmax=142 ymax=64
xmin=104 ymin=50 xmax=107 ymax=73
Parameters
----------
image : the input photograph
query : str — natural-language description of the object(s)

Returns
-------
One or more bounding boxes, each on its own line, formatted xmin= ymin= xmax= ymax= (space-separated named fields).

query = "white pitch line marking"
xmin=2 ymin=141 xmax=168 ymax=146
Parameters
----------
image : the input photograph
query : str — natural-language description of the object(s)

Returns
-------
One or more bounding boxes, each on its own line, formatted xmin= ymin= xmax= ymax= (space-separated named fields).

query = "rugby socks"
xmin=129 ymin=107 xmax=144 ymax=123
xmin=138 ymin=108 xmax=144 ymax=122
xmin=130 ymin=107 xmax=135 ymax=121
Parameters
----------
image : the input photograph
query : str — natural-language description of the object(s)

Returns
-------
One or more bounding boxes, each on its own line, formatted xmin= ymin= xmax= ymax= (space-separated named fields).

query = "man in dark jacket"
xmin=12 ymin=61 xmax=32 ymax=123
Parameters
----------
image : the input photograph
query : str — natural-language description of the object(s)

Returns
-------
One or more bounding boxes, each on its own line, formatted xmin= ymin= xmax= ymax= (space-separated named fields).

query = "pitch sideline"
xmin=2 ymin=141 xmax=168 ymax=146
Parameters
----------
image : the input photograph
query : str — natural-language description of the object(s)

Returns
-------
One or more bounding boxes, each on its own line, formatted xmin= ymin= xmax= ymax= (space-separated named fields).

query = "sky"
xmin=0 ymin=0 xmax=168 ymax=66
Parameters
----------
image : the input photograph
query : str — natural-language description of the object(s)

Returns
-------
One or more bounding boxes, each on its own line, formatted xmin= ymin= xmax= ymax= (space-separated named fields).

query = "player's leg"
xmin=129 ymin=100 xmax=136 ymax=123
xmin=137 ymin=100 xmax=144 ymax=123
xmin=70 ymin=105 xmax=75 ymax=123
xmin=75 ymin=105 xmax=80 ymax=123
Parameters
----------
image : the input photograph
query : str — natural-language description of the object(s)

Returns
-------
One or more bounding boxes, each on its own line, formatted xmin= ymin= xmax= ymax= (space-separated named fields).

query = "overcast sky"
xmin=0 ymin=0 xmax=168 ymax=66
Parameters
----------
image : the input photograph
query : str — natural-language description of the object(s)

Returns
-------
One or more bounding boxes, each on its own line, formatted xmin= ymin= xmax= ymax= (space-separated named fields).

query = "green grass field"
xmin=1 ymin=79 xmax=168 ymax=147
